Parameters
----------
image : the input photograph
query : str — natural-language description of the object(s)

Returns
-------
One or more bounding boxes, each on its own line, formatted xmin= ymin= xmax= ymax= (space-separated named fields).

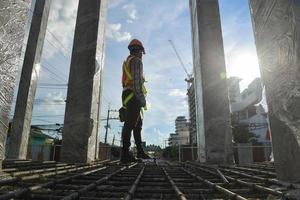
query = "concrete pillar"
xmin=249 ymin=0 xmax=300 ymax=182
xmin=7 ymin=0 xmax=51 ymax=160
xmin=61 ymin=0 xmax=107 ymax=163
xmin=0 ymin=0 xmax=32 ymax=167
xmin=189 ymin=0 xmax=233 ymax=164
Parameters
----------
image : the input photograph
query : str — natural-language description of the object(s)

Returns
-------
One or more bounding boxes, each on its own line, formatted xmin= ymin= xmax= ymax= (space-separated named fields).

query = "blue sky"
xmin=11 ymin=0 xmax=260 ymax=147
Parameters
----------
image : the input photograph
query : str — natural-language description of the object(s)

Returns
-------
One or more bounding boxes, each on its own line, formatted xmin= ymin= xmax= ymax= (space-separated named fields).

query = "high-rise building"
xmin=169 ymin=116 xmax=190 ymax=146
xmin=187 ymin=81 xmax=197 ymax=145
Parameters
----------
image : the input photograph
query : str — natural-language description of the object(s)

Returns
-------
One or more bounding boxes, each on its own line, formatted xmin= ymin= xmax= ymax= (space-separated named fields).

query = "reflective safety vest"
xmin=122 ymin=55 xmax=147 ymax=111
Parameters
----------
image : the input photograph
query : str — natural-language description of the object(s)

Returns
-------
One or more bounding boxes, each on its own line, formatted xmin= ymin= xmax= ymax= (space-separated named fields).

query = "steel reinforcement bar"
xmin=61 ymin=163 xmax=138 ymax=200
xmin=181 ymin=167 xmax=247 ymax=200
xmin=124 ymin=165 xmax=145 ymax=200
xmin=184 ymin=162 xmax=284 ymax=198
xmin=162 ymin=167 xmax=187 ymax=200
xmin=218 ymin=165 xmax=300 ymax=189
xmin=0 ymin=160 xmax=111 ymax=186
xmin=0 ymin=160 xmax=116 ymax=200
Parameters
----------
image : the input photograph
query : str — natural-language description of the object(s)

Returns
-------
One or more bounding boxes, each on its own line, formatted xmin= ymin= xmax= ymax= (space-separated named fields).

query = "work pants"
xmin=121 ymin=90 xmax=143 ymax=153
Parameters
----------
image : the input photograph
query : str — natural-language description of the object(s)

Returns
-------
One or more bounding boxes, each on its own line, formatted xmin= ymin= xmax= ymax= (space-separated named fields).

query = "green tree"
xmin=231 ymin=114 xmax=258 ymax=143
xmin=232 ymin=124 xmax=257 ymax=143
xmin=162 ymin=146 xmax=178 ymax=160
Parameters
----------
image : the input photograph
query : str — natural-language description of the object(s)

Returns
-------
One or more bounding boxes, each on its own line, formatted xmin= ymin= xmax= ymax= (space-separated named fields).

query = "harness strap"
xmin=124 ymin=57 xmax=133 ymax=81
xmin=123 ymin=92 xmax=134 ymax=108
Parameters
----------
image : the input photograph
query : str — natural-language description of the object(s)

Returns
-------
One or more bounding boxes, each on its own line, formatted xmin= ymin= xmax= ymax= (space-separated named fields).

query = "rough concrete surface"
xmin=237 ymin=143 xmax=253 ymax=165
xmin=61 ymin=0 xmax=107 ymax=163
xmin=189 ymin=0 xmax=233 ymax=164
xmin=250 ymin=0 xmax=300 ymax=182
xmin=0 ymin=0 xmax=31 ymax=167
xmin=7 ymin=0 xmax=51 ymax=160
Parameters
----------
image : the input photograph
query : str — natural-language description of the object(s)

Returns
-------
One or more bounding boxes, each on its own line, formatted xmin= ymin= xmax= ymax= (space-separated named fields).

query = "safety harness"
xmin=120 ymin=56 xmax=147 ymax=122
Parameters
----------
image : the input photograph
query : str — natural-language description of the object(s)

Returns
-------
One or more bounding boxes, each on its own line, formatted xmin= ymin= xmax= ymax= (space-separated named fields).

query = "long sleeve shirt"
xmin=130 ymin=56 xmax=146 ymax=107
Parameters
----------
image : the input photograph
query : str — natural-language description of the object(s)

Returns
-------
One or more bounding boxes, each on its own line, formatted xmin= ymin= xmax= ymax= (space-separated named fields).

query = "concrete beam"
xmin=61 ymin=0 xmax=107 ymax=163
xmin=249 ymin=0 xmax=300 ymax=182
xmin=189 ymin=0 xmax=233 ymax=164
xmin=7 ymin=0 xmax=51 ymax=160
xmin=0 ymin=0 xmax=32 ymax=167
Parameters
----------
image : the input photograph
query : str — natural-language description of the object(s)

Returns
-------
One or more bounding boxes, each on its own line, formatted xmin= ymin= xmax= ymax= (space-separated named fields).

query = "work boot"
xmin=136 ymin=149 xmax=151 ymax=159
xmin=120 ymin=151 xmax=137 ymax=163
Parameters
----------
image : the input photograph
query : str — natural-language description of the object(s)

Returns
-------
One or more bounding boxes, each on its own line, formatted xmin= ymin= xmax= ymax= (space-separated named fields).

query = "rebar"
xmin=162 ymin=167 xmax=187 ymax=200
xmin=215 ymin=168 xmax=229 ymax=184
xmin=61 ymin=163 xmax=137 ymax=200
xmin=0 ymin=160 xmax=293 ymax=199
xmin=181 ymin=167 xmax=247 ymax=200
xmin=0 ymin=161 xmax=114 ymax=200
xmin=185 ymin=162 xmax=283 ymax=197
xmin=221 ymin=164 xmax=276 ymax=177
xmin=124 ymin=165 xmax=145 ymax=200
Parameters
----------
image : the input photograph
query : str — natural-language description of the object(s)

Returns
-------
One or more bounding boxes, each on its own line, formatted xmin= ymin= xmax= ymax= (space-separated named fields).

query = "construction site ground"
xmin=0 ymin=159 xmax=299 ymax=200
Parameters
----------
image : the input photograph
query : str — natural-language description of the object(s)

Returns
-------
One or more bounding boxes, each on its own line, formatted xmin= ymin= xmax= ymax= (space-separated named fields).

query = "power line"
xmin=42 ymin=47 xmax=70 ymax=66
xmin=25 ymin=10 xmax=71 ymax=71
xmin=43 ymin=59 xmax=69 ymax=78
xmin=40 ymin=67 xmax=65 ymax=83
xmin=37 ymin=83 xmax=68 ymax=89
xmin=39 ymin=83 xmax=67 ymax=86
xmin=46 ymin=29 xmax=72 ymax=57
xmin=27 ymin=8 xmax=72 ymax=59
xmin=41 ymin=65 xmax=68 ymax=83
xmin=32 ymin=118 xmax=58 ymax=124
xmin=37 ymin=86 xmax=67 ymax=90
xmin=44 ymin=38 xmax=70 ymax=61
xmin=33 ymin=103 xmax=65 ymax=106
xmin=43 ymin=64 xmax=68 ymax=83
xmin=32 ymin=115 xmax=64 ymax=118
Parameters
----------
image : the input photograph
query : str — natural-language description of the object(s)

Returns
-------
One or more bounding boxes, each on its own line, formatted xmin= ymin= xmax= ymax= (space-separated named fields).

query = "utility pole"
xmin=112 ymin=135 xmax=115 ymax=146
xmin=104 ymin=108 xmax=110 ymax=144
xmin=104 ymin=108 xmax=119 ymax=144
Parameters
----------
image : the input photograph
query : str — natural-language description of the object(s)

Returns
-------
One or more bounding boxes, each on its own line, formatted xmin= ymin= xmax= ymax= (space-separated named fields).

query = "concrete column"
xmin=7 ymin=0 xmax=51 ymax=160
xmin=0 ymin=0 xmax=32 ymax=167
xmin=189 ymin=0 xmax=233 ymax=164
xmin=61 ymin=0 xmax=107 ymax=163
xmin=249 ymin=0 xmax=300 ymax=182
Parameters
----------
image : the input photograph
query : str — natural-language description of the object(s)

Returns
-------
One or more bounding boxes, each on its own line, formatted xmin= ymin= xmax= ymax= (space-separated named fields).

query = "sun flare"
xmin=228 ymin=52 xmax=261 ymax=88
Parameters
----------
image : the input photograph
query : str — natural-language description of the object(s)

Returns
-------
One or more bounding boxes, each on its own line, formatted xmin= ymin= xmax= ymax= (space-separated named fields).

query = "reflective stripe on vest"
xmin=123 ymin=92 xmax=134 ymax=108
xmin=122 ymin=56 xmax=148 ymax=110
xmin=124 ymin=58 xmax=133 ymax=80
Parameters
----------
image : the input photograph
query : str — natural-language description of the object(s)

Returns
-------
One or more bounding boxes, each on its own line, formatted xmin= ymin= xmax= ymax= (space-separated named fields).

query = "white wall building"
xmin=169 ymin=116 xmax=190 ymax=146
xmin=228 ymin=77 xmax=271 ymax=160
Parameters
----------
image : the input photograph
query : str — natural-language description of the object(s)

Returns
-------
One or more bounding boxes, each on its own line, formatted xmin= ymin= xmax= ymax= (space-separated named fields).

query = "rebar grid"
xmin=124 ymin=165 xmax=145 ymax=200
xmin=182 ymin=167 xmax=247 ymax=200
xmin=0 ymin=160 xmax=294 ymax=199
xmin=162 ymin=167 xmax=187 ymax=200
xmin=183 ymin=162 xmax=285 ymax=198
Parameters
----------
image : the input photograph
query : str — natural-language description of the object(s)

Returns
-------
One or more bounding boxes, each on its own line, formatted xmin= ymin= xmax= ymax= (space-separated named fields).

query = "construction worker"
xmin=120 ymin=39 xmax=150 ymax=163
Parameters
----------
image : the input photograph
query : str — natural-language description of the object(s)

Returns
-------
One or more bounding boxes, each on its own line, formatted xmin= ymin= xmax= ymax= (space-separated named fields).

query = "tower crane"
xmin=168 ymin=40 xmax=194 ymax=88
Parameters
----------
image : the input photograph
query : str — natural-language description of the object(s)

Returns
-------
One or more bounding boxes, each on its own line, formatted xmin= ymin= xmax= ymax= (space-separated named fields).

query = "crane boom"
xmin=168 ymin=40 xmax=190 ymax=78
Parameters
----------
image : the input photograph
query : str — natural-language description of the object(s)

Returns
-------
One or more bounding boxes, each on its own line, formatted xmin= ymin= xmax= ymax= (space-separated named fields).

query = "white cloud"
xmin=122 ymin=4 xmax=138 ymax=21
xmin=149 ymin=128 xmax=166 ymax=146
xmin=108 ymin=0 xmax=126 ymax=8
xmin=168 ymin=89 xmax=186 ymax=97
xmin=32 ymin=91 xmax=66 ymax=120
xmin=42 ymin=0 xmax=78 ymax=59
xmin=126 ymin=19 xmax=134 ymax=24
xmin=106 ymin=23 xmax=132 ymax=42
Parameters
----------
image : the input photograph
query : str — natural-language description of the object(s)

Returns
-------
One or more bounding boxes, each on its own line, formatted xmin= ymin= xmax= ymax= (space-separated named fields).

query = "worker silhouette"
xmin=119 ymin=39 xmax=150 ymax=163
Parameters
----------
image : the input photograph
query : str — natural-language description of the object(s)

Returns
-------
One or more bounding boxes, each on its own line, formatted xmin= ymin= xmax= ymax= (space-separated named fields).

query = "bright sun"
xmin=228 ymin=52 xmax=261 ymax=88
